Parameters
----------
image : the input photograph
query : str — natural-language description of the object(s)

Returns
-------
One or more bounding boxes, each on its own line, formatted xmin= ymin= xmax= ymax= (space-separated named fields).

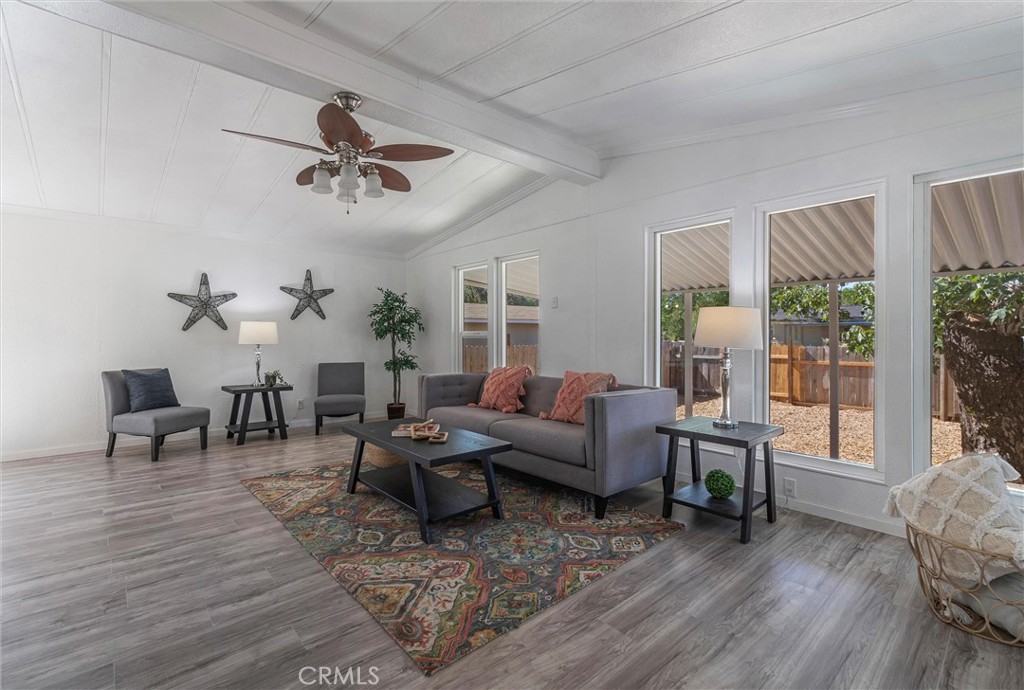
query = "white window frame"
xmin=911 ymin=157 xmax=1024 ymax=481
xmin=754 ymin=179 xmax=887 ymax=479
xmin=644 ymin=211 xmax=735 ymax=388
xmin=453 ymin=262 xmax=494 ymax=373
xmin=496 ymin=251 xmax=541 ymax=369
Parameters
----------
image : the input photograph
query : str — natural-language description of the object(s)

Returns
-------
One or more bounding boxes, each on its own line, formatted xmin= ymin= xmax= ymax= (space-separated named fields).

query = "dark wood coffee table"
xmin=343 ymin=419 xmax=513 ymax=543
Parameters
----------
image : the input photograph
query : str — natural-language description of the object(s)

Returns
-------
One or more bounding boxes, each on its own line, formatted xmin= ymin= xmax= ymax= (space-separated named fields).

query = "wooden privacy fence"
xmin=661 ymin=342 xmax=721 ymax=395
xmin=663 ymin=340 xmax=960 ymax=419
xmin=462 ymin=344 xmax=538 ymax=373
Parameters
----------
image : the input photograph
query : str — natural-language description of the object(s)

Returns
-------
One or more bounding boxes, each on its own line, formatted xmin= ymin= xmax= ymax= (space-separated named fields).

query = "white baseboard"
xmin=0 ymin=409 xmax=394 ymax=463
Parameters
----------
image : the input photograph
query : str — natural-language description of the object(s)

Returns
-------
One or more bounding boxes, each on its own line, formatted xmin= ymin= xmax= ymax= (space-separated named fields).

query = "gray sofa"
xmin=419 ymin=373 xmax=676 ymax=518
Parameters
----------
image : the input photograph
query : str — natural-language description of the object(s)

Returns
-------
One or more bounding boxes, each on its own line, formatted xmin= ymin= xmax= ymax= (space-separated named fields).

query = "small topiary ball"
xmin=705 ymin=469 xmax=736 ymax=499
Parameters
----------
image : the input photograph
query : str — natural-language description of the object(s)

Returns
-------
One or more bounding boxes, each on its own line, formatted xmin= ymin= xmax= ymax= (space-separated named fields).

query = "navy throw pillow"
xmin=122 ymin=369 xmax=180 ymax=412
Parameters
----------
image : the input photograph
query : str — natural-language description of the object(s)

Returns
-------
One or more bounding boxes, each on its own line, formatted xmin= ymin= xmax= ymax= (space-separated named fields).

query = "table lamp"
xmin=238 ymin=321 xmax=278 ymax=386
xmin=693 ymin=306 xmax=763 ymax=428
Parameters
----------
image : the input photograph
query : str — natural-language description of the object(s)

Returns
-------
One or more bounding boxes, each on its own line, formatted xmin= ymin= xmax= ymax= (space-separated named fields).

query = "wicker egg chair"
xmin=906 ymin=521 xmax=1023 ymax=647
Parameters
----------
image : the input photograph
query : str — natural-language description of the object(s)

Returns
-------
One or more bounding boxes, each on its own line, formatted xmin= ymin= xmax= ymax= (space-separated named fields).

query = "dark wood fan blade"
xmin=360 ymin=134 xmax=374 ymax=154
xmin=320 ymin=133 xmax=335 ymax=150
xmin=368 ymin=164 xmax=412 ymax=192
xmin=222 ymin=129 xmax=331 ymax=154
xmin=317 ymin=104 xmax=362 ymax=149
xmin=368 ymin=144 xmax=454 ymax=161
xmin=296 ymin=165 xmax=316 ymax=186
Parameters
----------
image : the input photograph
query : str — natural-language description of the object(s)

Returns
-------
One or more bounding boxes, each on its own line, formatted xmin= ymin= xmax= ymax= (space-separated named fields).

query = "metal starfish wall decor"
xmin=280 ymin=269 xmax=335 ymax=320
xmin=167 ymin=272 xmax=238 ymax=330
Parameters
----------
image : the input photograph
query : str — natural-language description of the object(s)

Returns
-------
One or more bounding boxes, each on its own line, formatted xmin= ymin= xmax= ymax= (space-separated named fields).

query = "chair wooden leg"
xmin=105 ymin=433 xmax=116 ymax=458
xmin=199 ymin=426 xmax=208 ymax=450
xmin=315 ymin=415 xmax=322 ymax=435
xmin=358 ymin=413 xmax=364 ymax=423
xmin=158 ymin=435 xmax=165 ymax=447
xmin=594 ymin=495 xmax=608 ymax=519
xmin=150 ymin=436 xmax=160 ymax=462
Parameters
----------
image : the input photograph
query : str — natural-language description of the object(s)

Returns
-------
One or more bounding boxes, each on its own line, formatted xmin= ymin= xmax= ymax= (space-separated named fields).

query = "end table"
xmin=222 ymin=384 xmax=293 ymax=446
xmin=657 ymin=416 xmax=784 ymax=543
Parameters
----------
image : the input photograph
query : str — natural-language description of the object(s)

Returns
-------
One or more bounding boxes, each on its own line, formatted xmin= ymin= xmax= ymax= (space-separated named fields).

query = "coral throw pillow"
xmin=470 ymin=366 xmax=532 ymax=413
xmin=541 ymin=371 xmax=618 ymax=425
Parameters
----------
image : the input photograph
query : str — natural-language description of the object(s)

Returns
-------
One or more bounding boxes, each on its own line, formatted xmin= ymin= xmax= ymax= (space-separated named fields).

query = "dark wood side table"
xmin=657 ymin=416 xmax=784 ymax=543
xmin=221 ymin=384 xmax=293 ymax=446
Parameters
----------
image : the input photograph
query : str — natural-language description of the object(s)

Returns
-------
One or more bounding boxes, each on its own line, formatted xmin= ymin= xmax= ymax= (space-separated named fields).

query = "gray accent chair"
xmin=315 ymin=362 xmax=366 ymax=435
xmin=101 ymin=369 xmax=210 ymax=462
xmin=419 ymin=373 xmax=676 ymax=518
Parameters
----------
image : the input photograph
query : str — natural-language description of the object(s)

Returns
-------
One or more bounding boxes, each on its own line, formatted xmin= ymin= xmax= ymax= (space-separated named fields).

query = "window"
xmin=928 ymin=169 xmax=1023 ymax=480
xmin=499 ymin=255 xmax=540 ymax=372
xmin=767 ymin=195 xmax=876 ymax=466
xmin=656 ymin=221 xmax=730 ymax=420
xmin=457 ymin=265 xmax=489 ymax=373
xmin=456 ymin=255 xmax=541 ymax=373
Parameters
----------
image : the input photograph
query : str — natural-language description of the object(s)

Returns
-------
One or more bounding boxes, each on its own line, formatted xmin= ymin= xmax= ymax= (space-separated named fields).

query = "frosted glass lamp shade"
xmin=337 ymin=186 xmax=358 ymax=204
xmin=363 ymin=170 xmax=384 ymax=198
xmin=338 ymin=163 xmax=360 ymax=191
xmin=310 ymin=167 xmax=333 ymax=194
xmin=238 ymin=321 xmax=278 ymax=345
xmin=693 ymin=307 xmax=763 ymax=350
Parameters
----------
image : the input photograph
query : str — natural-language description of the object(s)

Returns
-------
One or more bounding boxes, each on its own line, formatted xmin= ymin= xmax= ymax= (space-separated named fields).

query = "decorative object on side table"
xmin=280 ymin=269 xmax=334 ymax=320
xmin=693 ymin=306 xmax=764 ymax=428
xmin=368 ymin=287 xmax=425 ymax=419
xmin=658 ymin=417 xmax=784 ymax=543
xmin=238 ymin=321 xmax=278 ymax=387
xmin=704 ymin=468 xmax=736 ymax=499
xmin=263 ymin=370 xmax=287 ymax=387
xmin=167 ymin=272 xmax=237 ymax=331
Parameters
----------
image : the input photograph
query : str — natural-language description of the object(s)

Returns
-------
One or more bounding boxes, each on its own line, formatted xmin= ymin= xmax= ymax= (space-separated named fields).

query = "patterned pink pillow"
xmin=470 ymin=366 xmax=533 ymax=413
xmin=540 ymin=371 xmax=618 ymax=425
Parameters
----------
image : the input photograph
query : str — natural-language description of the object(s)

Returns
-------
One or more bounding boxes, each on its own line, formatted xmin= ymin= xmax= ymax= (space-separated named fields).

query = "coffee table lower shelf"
xmin=666 ymin=481 xmax=767 ymax=521
xmin=358 ymin=465 xmax=500 ymax=524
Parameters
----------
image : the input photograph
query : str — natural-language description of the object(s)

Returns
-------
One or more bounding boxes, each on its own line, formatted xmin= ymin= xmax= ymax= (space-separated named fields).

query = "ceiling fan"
xmin=222 ymin=91 xmax=453 ymax=211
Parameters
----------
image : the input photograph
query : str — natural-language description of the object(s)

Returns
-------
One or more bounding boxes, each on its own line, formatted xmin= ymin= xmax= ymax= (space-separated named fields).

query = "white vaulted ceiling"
xmin=1 ymin=1 xmax=1022 ymax=257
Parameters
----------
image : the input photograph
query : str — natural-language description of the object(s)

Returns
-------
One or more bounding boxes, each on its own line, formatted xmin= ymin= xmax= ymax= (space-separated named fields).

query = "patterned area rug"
xmin=242 ymin=459 xmax=682 ymax=675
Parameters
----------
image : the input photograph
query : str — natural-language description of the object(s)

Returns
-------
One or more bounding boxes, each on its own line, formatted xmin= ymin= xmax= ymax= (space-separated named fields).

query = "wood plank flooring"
xmin=2 ymin=427 xmax=1022 ymax=689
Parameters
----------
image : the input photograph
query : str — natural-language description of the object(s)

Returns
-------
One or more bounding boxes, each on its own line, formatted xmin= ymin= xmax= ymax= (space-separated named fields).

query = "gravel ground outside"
xmin=680 ymin=397 xmax=964 ymax=466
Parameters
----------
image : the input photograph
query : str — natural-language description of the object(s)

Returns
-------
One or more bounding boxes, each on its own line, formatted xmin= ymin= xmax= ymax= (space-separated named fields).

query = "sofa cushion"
xmin=541 ymin=371 xmax=618 ymax=425
xmin=111 ymin=406 xmax=210 ymax=436
xmin=488 ymin=417 xmax=587 ymax=467
xmin=472 ymin=366 xmax=532 ymax=413
xmin=122 ymin=369 xmax=180 ymax=412
xmin=427 ymin=406 xmax=531 ymax=436
xmin=520 ymin=376 xmax=563 ymax=418
xmin=315 ymin=394 xmax=366 ymax=416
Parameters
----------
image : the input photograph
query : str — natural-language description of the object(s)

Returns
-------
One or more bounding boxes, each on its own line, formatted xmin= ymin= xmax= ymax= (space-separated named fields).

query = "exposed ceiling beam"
xmin=25 ymin=0 xmax=602 ymax=185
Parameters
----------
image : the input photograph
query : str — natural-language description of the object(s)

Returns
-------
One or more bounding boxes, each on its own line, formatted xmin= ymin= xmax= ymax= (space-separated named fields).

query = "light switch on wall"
xmin=550 ymin=296 xmax=558 ymax=309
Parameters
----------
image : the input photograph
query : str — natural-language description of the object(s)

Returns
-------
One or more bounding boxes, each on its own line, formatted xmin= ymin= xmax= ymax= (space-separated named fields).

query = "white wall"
xmin=406 ymin=88 xmax=1024 ymax=536
xmin=0 ymin=212 xmax=408 ymax=460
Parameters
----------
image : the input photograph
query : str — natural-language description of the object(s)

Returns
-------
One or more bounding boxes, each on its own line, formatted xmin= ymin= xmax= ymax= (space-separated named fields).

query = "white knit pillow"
xmin=886 ymin=453 xmax=1024 ymax=582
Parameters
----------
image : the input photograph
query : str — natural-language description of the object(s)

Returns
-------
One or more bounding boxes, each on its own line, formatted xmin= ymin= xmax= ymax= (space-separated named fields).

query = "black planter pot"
xmin=386 ymin=403 xmax=406 ymax=420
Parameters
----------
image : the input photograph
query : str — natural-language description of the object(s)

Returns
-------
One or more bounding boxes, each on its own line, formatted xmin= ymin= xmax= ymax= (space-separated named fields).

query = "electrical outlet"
xmin=297 ymin=399 xmax=305 ymax=410
xmin=783 ymin=478 xmax=796 ymax=498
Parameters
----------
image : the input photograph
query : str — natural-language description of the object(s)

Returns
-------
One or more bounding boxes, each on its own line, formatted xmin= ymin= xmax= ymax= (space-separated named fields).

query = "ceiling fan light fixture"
xmin=363 ymin=169 xmax=385 ymax=198
xmin=310 ymin=166 xmax=333 ymax=194
xmin=337 ymin=185 xmax=358 ymax=204
xmin=339 ymin=163 xmax=361 ymax=191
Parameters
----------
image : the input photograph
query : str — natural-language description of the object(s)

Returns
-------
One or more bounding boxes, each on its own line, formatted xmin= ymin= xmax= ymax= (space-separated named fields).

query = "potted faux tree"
xmin=368 ymin=287 xmax=425 ymax=419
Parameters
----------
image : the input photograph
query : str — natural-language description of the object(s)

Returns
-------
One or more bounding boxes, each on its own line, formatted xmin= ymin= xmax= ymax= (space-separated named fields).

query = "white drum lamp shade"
xmin=238 ymin=321 xmax=278 ymax=345
xmin=694 ymin=307 xmax=763 ymax=351
xmin=693 ymin=306 xmax=763 ymax=428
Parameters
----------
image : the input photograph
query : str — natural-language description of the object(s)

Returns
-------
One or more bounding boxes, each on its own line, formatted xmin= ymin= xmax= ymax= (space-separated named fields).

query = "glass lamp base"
xmin=713 ymin=418 xmax=739 ymax=429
